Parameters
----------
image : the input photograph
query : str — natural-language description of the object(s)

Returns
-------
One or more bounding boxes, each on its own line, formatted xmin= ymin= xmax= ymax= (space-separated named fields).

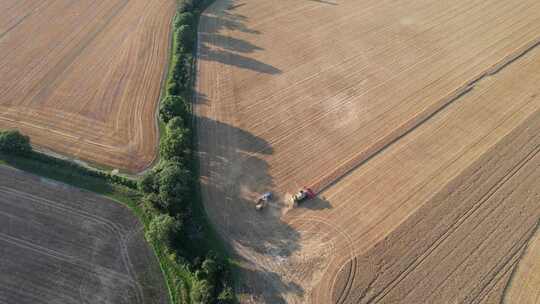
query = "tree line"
xmin=139 ymin=0 xmax=236 ymax=303
xmin=0 ymin=0 xmax=234 ymax=302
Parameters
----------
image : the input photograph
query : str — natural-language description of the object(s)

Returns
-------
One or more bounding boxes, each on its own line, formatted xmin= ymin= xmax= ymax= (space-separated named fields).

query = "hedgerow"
xmin=143 ymin=0 xmax=236 ymax=302
xmin=0 ymin=0 xmax=234 ymax=302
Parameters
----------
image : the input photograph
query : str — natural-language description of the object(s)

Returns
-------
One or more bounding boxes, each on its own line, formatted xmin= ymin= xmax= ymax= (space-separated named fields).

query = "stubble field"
xmin=504 ymin=227 xmax=540 ymax=304
xmin=0 ymin=0 xmax=175 ymax=172
xmin=195 ymin=0 xmax=540 ymax=303
xmin=0 ymin=165 xmax=168 ymax=304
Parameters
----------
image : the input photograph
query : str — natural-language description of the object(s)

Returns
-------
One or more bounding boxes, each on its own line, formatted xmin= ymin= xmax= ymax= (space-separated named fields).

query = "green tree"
xmin=159 ymin=95 xmax=188 ymax=123
xmin=166 ymin=117 xmax=186 ymax=134
xmin=174 ymin=12 xmax=194 ymax=28
xmin=0 ymin=130 xmax=32 ymax=155
xmin=171 ymin=54 xmax=190 ymax=92
xmin=166 ymin=78 xmax=180 ymax=96
xmin=158 ymin=162 xmax=191 ymax=210
xmin=145 ymin=214 xmax=179 ymax=246
xmin=176 ymin=25 xmax=194 ymax=53
xmin=160 ymin=128 xmax=190 ymax=162
xmin=138 ymin=169 xmax=160 ymax=194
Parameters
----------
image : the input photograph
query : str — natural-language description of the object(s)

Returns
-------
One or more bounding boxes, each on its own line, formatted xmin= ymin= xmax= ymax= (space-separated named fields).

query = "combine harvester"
xmin=254 ymin=187 xmax=316 ymax=210
xmin=290 ymin=187 xmax=315 ymax=207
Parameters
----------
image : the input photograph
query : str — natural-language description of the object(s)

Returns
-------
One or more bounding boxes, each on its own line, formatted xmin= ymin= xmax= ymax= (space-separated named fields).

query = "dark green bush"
xmin=176 ymin=25 xmax=195 ymax=53
xmin=171 ymin=54 xmax=190 ymax=92
xmin=145 ymin=213 xmax=180 ymax=247
xmin=174 ymin=12 xmax=194 ymax=28
xmin=190 ymin=279 xmax=213 ymax=304
xmin=160 ymin=128 xmax=190 ymax=162
xmin=157 ymin=162 xmax=191 ymax=211
xmin=0 ymin=130 xmax=32 ymax=155
xmin=160 ymin=96 xmax=188 ymax=123
xmin=167 ymin=78 xmax=181 ymax=96
xmin=139 ymin=168 xmax=160 ymax=193
xmin=216 ymin=287 xmax=234 ymax=304
xmin=167 ymin=117 xmax=186 ymax=134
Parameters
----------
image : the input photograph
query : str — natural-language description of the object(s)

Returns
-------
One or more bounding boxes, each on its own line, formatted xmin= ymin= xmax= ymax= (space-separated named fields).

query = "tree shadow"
xmin=195 ymin=115 xmax=305 ymax=302
xmin=236 ymin=264 xmax=304 ymax=303
xmin=298 ymin=194 xmax=332 ymax=211
xmin=227 ymin=3 xmax=246 ymax=11
xmin=198 ymin=3 xmax=281 ymax=74
xmin=307 ymin=0 xmax=339 ymax=5
xmin=203 ymin=34 xmax=263 ymax=54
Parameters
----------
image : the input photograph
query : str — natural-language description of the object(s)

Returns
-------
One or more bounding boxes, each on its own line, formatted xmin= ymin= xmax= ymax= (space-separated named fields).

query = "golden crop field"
xmin=0 ymin=0 xmax=175 ymax=172
xmin=195 ymin=0 xmax=540 ymax=303
xmin=504 ymin=229 xmax=540 ymax=304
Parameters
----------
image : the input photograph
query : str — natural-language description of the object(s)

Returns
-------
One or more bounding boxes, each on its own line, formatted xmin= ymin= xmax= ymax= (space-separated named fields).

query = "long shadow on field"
xmin=308 ymin=0 xmax=339 ymax=6
xmin=195 ymin=115 xmax=307 ymax=302
xmin=299 ymin=194 xmax=332 ymax=211
xmin=199 ymin=4 xmax=281 ymax=75
xmin=237 ymin=265 xmax=304 ymax=303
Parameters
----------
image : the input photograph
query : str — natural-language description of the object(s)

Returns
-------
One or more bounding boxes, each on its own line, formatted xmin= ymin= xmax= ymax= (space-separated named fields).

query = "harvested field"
xmin=504 ymin=227 xmax=540 ymax=304
xmin=195 ymin=0 xmax=540 ymax=303
xmin=0 ymin=0 xmax=176 ymax=172
xmin=0 ymin=165 xmax=168 ymax=304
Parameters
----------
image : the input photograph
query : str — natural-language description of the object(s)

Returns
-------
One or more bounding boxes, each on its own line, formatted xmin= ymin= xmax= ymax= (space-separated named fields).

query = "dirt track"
xmin=0 ymin=165 xmax=168 ymax=304
xmin=195 ymin=0 xmax=540 ymax=303
xmin=0 ymin=0 xmax=175 ymax=172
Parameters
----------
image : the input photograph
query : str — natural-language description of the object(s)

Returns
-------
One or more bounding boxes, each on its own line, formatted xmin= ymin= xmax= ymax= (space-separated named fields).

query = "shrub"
xmin=141 ymin=193 xmax=160 ymax=215
xmin=217 ymin=286 xmax=234 ymax=304
xmin=171 ymin=54 xmax=190 ymax=92
xmin=190 ymin=279 xmax=213 ymax=304
xmin=157 ymin=162 xmax=191 ymax=211
xmin=139 ymin=169 xmax=160 ymax=194
xmin=201 ymin=255 xmax=218 ymax=282
xmin=159 ymin=95 xmax=188 ymax=123
xmin=160 ymin=128 xmax=190 ymax=162
xmin=174 ymin=12 xmax=194 ymax=28
xmin=166 ymin=117 xmax=186 ymax=134
xmin=0 ymin=130 xmax=32 ymax=155
xmin=145 ymin=214 xmax=180 ymax=247
xmin=167 ymin=78 xmax=180 ymax=96
xmin=176 ymin=25 xmax=195 ymax=53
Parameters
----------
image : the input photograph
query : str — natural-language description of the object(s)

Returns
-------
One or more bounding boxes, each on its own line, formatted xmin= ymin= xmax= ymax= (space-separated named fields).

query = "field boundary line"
xmin=312 ymin=36 xmax=540 ymax=196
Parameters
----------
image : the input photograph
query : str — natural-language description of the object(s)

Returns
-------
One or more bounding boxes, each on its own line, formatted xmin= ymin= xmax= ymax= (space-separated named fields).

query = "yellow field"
xmin=196 ymin=0 xmax=540 ymax=303
xmin=0 ymin=0 xmax=175 ymax=172
xmin=505 ymin=228 xmax=540 ymax=304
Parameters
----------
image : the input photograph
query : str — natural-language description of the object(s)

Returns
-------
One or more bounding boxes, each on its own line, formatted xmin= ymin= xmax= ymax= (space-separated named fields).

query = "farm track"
xmin=196 ymin=0 xmax=540 ymax=302
xmin=0 ymin=0 xmax=176 ymax=172
xmin=0 ymin=166 xmax=169 ymax=304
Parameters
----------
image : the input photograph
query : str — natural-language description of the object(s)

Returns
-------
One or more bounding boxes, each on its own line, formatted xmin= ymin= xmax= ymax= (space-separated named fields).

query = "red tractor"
xmin=291 ymin=187 xmax=315 ymax=206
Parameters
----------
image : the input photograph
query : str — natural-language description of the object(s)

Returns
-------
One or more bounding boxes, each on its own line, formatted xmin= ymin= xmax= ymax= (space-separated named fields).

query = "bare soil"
xmin=0 ymin=0 xmax=176 ymax=172
xmin=195 ymin=0 xmax=540 ymax=303
xmin=0 ymin=165 xmax=168 ymax=304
